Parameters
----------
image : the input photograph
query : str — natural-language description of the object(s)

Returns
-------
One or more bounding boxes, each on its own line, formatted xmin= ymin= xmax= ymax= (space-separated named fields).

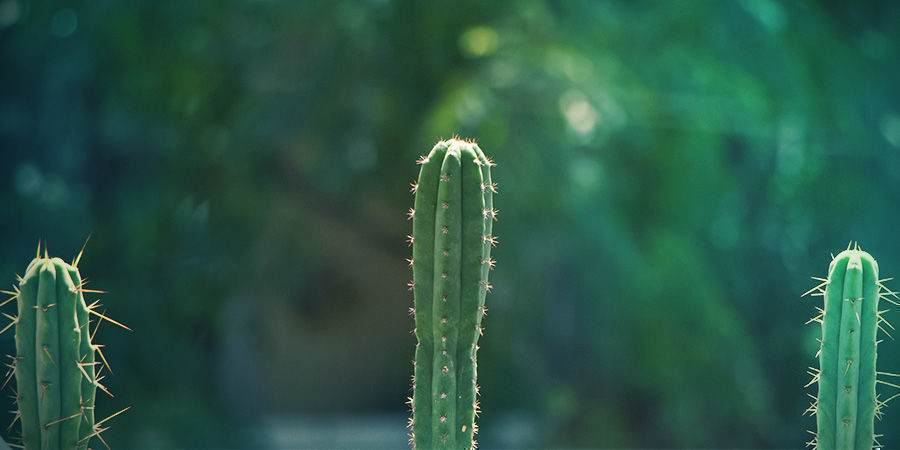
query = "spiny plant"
xmin=803 ymin=243 xmax=900 ymax=449
xmin=0 ymin=242 xmax=129 ymax=449
xmin=406 ymin=138 xmax=497 ymax=449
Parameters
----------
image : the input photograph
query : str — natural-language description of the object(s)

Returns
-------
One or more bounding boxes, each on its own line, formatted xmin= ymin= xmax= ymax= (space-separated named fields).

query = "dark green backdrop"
xmin=2 ymin=0 xmax=900 ymax=447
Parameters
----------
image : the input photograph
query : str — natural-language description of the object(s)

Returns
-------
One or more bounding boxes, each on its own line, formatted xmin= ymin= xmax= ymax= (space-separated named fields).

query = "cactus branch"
xmin=410 ymin=139 xmax=495 ymax=449
xmin=805 ymin=246 xmax=899 ymax=449
xmin=7 ymin=252 xmax=126 ymax=449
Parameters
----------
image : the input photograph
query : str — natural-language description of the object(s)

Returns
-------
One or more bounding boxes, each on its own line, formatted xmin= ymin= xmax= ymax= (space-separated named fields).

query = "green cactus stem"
xmin=804 ymin=243 xmax=900 ymax=449
xmin=408 ymin=139 xmax=496 ymax=450
xmin=1 ymin=244 xmax=128 ymax=450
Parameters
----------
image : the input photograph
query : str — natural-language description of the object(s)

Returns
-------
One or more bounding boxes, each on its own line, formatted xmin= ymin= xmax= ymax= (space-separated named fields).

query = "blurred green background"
xmin=2 ymin=0 xmax=900 ymax=448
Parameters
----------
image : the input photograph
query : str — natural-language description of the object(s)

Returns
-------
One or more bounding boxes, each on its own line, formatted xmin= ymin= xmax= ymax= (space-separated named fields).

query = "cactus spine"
xmin=2 ymin=245 xmax=123 ymax=449
xmin=805 ymin=244 xmax=899 ymax=449
xmin=408 ymin=139 xmax=496 ymax=449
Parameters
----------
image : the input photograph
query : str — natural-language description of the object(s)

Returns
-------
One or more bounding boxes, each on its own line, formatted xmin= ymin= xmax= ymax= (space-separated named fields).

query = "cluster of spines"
xmin=802 ymin=242 xmax=900 ymax=449
xmin=406 ymin=138 xmax=496 ymax=449
xmin=0 ymin=241 xmax=129 ymax=449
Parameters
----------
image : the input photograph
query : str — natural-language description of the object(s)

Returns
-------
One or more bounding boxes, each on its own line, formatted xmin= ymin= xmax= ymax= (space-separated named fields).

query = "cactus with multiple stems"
xmin=407 ymin=139 xmax=496 ymax=449
xmin=804 ymin=244 xmax=900 ymax=449
xmin=1 ymin=244 xmax=127 ymax=449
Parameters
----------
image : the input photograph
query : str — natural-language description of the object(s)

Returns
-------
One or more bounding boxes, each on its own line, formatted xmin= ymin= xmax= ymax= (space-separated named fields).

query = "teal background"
xmin=2 ymin=0 xmax=900 ymax=447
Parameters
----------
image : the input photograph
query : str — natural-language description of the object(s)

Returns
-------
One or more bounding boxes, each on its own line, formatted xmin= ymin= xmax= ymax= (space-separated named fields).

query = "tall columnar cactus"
xmin=1 ymin=245 xmax=126 ymax=449
xmin=407 ymin=139 xmax=496 ymax=449
xmin=805 ymin=244 xmax=899 ymax=449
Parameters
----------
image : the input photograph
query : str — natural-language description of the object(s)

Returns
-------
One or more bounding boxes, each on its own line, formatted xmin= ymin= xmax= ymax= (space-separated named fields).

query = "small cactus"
xmin=2 ymin=244 xmax=127 ymax=449
xmin=804 ymin=243 xmax=900 ymax=449
xmin=407 ymin=139 xmax=496 ymax=449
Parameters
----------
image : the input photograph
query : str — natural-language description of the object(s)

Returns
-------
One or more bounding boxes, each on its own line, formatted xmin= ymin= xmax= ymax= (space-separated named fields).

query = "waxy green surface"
xmin=411 ymin=139 xmax=494 ymax=449
xmin=15 ymin=257 xmax=97 ymax=450
xmin=815 ymin=248 xmax=881 ymax=450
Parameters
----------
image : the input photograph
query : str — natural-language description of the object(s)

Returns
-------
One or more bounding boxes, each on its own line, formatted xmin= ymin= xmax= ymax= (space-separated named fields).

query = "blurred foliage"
xmin=2 ymin=0 xmax=900 ymax=447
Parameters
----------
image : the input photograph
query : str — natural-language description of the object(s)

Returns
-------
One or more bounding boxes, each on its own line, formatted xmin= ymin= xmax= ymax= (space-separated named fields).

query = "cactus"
xmin=804 ymin=243 xmax=900 ymax=449
xmin=1 ymin=244 xmax=127 ymax=449
xmin=407 ymin=139 xmax=496 ymax=449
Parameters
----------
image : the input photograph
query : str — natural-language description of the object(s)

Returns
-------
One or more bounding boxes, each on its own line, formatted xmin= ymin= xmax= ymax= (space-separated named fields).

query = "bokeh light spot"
xmin=50 ymin=8 xmax=77 ymax=38
xmin=455 ymin=85 xmax=489 ymax=125
xmin=0 ymin=0 xmax=20 ymax=28
xmin=13 ymin=163 xmax=42 ymax=197
xmin=569 ymin=157 xmax=604 ymax=191
xmin=459 ymin=26 xmax=498 ymax=58
xmin=559 ymin=90 xmax=597 ymax=137
xmin=880 ymin=113 xmax=900 ymax=148
xmin=740 ymin=0 xmax=785 ymax=31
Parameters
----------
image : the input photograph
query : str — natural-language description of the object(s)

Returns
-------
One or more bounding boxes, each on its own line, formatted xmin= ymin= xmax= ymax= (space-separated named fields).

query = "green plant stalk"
xmin=410 ymin=139 xmax=495 ymax=449
xmin=14 ymin=255 xmax=97 ymax=450
xmin=811 ymin=246 xmax=889 ymax=449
